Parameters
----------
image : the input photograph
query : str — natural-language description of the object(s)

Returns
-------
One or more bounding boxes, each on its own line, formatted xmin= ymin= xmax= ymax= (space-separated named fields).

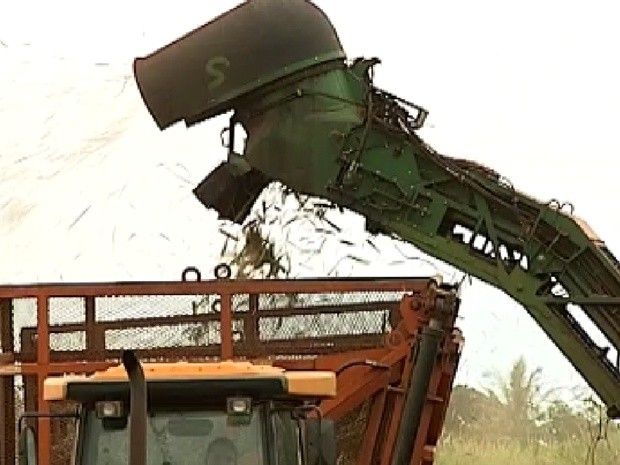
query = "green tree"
xmin=443 ymin=385 xmax=503 ymax=440
xmin=485 ymin=356 xmax=552 ymax=446
xmin=542 ymin=399 xmax=583 ymax=443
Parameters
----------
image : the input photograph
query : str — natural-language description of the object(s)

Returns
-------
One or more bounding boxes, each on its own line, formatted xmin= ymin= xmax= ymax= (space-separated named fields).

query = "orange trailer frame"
xmin=0 ymin=277 xmax=462 ymax=465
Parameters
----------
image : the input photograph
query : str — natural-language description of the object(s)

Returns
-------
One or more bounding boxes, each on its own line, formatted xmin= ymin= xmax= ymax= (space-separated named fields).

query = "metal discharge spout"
xmin=133 ymin=0 xmax=345 ymax=129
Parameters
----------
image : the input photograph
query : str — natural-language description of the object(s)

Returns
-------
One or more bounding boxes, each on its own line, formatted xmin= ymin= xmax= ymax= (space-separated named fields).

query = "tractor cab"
xmin=20 ymin=360 xmax=337 ymax=465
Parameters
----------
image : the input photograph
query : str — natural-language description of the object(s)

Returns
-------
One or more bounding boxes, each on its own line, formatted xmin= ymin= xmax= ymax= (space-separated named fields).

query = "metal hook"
xmin=220 ymin=127 xmax=231 ymax=149
xmin=181 ymin=266 xmax=202 ymax=282
xmin=560 ymin=202 xmax=575 ymax=215
xmin=214 ymin=263 xmax=232 ymax=280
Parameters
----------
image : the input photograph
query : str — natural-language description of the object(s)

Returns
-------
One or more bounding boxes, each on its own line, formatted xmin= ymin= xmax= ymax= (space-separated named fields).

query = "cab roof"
xmin=44 ymin=361 xmax=336 ymax=402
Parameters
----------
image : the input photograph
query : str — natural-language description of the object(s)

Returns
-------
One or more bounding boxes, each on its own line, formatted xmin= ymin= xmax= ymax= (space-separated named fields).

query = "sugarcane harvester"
xmin=133 ymin=0 xmax=620 ymax=418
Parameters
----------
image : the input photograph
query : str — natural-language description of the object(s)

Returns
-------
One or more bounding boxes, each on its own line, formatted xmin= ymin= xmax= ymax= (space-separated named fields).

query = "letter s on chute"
xmin=205 ymin=56 xmax=230 ymax=91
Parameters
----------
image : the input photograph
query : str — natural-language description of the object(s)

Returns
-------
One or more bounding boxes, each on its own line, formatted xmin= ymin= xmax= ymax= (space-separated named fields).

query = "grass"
xmin=435 ymin=437 xmax=619 ymax=465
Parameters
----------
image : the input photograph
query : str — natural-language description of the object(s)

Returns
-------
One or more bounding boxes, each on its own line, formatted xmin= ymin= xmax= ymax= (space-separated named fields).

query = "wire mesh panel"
xmin=49 ymin=331 xmax=86 ymax=352
xmin=8 ymin=286 xmax=409 ymax=361
xmin=95 ymin=294 xmax=210 ymax=321
xmin=249 ymin=291 xmax=400 ymax=349
xmin=96 ymin=291 xmax=400 ymax=356
xmin=93 ymin=294 xmax=236 ymax=357
xmin=11 ymin=298 xmax=36 ymax=352
xmin=49 ymin=298 xmax=85 ymax=325
xmin=105 ymin=323 xmax=220 ymax=350
xmin=257 ymin=290 xmax=404 ymax=308
xmin=258 ymin=310 xmax=391 ymax=340
xmin=47 ymin=297 xmax=87 ymax=354
xmin=9 ymin=375 xmax=24 ymax=465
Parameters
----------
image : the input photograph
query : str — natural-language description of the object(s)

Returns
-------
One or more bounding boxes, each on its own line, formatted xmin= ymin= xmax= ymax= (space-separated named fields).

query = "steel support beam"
xmin=0 ymin=298 xmax=15 ymax=465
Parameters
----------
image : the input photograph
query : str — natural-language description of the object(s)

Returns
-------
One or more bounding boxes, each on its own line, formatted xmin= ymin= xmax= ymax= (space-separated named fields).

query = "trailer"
xmin=0 ymin=276 xmax=462 ymax=465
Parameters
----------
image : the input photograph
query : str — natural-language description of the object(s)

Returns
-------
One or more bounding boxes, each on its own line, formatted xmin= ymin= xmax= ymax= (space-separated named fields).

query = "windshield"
xmin=81 ymin=408 xmax=264 ymax=465
xmin=271 ymin=410 xmax=301 ymax=465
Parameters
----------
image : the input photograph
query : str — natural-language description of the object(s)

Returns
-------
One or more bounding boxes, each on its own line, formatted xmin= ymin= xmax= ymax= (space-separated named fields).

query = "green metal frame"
xmin=132 ymin=3 xmax=620 ymax=418
xmin=233 ymin=61 xmax=620 ymax=417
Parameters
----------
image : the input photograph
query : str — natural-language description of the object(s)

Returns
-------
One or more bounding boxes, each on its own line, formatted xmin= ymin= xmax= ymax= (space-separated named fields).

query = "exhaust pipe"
xmin=122 ymin=351 xmax=147 ymax=465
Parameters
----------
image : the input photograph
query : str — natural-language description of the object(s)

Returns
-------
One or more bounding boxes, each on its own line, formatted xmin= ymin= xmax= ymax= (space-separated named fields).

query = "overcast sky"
xmin=1 ymin=1 xmax=619 ymax=401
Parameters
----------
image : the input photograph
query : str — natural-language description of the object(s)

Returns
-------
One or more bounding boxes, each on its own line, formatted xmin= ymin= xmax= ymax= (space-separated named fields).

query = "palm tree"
xmin=485 ymin=356 xmax=553 ymax=446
